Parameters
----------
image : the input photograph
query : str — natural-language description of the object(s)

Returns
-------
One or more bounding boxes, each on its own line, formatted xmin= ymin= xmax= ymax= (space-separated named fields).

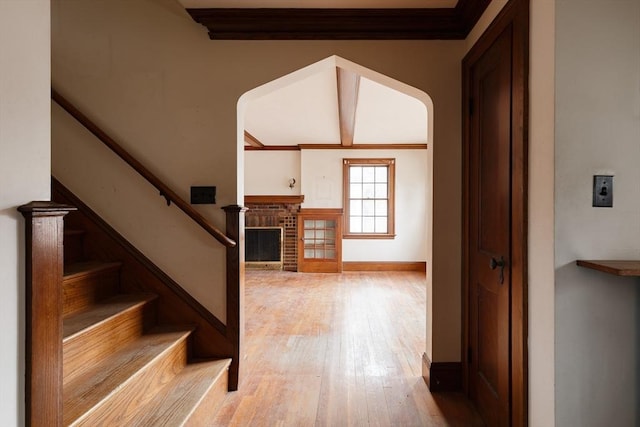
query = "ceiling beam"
xmin=244 ymin=130 xmax=264 ymax=148
xmin=336 ymin=67 xmax=360 ymax=147
xmin=185 ymin=2 xmax=492 ymax=40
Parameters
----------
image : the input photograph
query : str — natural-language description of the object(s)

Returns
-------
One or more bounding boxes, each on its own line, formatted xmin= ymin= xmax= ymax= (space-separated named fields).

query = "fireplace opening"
xmin=246 ymin=227 xmax=283 ymax=270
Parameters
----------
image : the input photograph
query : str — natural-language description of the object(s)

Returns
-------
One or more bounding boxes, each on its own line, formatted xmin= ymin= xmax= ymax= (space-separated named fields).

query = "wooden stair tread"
xmin=63 ymin=261 xmax=121 ymax=281
xmin=129 ymin=359 xmax=231 ymax=426
xmin=63 ymin=326 xmax=193 ymax=425
xmin=63 ymin=293 xmax=156 ymax=340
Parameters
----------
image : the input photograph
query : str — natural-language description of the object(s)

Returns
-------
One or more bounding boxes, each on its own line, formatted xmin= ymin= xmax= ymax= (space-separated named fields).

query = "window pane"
xmin=375 ymin=217 xmax=388 ymax=233
xmin=362 ymin=167 xmax=375 ymax=182
xmin=362 ymin=184 xmax=375 ymax=198
xmin=326 ymin=249 xmax=335 ymax=259
xmin=326 ymin=229 xmax=335 ymax=238
xmin=304 ymin=249 xmax=314 ymax=258
xmin=375 ymin=166 xmax=388 ymax=183
xmin=316 ymin=230 xmax=325 ymax=239
xmin=326 ymin=239 xmax=335 ymax=247
xmin=345 ymin=160 xmax=393 ymax=236
xmin=315 ymin=220 xmax=325 ymax=228
xmin=315 ymin=249 xmax=325 ymax=259
xmin=326 ymin=220 xmax=335 ymax=228
xmin=375 ymin=183 xmax=387 ymax=198
xmin=362 ymin=217 xmax=375 ymax=233
xmin=350 ymin=217 xmax=362 ymax=233
xmin=350 ymin=166 xmax=362 ymax=183
xmin=304 ymin=220 xmax=314 ymax=228
xmin=350 ymin=183 xmax=362 ymax=199
xmin=350 ymin=200 xmax=362 ymax=216
xmin=304 ymin=230 xmax=315 ymax=239
xmin=362 ymin=200 xmax=375 ymax=216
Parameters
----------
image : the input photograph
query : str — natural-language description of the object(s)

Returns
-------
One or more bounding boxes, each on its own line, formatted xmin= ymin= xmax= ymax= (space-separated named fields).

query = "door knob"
xmin=490 ymin=256 xmax=505 ymax=284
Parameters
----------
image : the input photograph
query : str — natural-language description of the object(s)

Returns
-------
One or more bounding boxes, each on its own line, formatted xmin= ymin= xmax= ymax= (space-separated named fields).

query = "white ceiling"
xmin=244 ymin=68 xmax=428 ymax=147
xmin=180 ymin=0 xmax=458 ymax=8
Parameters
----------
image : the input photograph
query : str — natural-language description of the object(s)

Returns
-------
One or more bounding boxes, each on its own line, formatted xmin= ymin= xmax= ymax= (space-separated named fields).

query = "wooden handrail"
xmin=52 ymin=89 xmax=236 ymax=248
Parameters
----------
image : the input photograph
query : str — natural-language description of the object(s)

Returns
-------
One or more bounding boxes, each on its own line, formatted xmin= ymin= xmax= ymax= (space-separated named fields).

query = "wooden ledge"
xmin=576 ymin=260 xmax=640 ymax=277
xmin=244 ymin=195 xmax=304 ymax=205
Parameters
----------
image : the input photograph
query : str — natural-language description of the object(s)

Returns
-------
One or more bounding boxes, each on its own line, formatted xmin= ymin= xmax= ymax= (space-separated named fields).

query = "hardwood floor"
xmin=210 ymin=271 xmax=483 ymax=426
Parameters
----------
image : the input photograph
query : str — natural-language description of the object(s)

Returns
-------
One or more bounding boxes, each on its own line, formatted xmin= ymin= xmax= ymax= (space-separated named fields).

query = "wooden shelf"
xmin=244 ymin=195 xmax=304 ymax=205
xmin=576 ymin=260 xmax=640 ymax=277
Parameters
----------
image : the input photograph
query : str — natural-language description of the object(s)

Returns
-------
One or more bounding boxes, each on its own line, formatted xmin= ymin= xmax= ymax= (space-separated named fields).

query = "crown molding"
xmin=186 ymin=1 xmax=491 ymax=40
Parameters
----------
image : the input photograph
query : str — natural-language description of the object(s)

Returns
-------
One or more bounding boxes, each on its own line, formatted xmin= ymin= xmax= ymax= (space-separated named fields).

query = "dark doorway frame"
xmin=461 ymin=0 xmax=530 ymax=425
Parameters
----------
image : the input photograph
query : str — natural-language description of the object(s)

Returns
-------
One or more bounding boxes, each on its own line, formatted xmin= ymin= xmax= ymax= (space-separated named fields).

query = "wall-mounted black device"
xmin=592 ymin=175 xmax=613 ymax=208
xmin=190 ymin=186 xmax=216 ymax=205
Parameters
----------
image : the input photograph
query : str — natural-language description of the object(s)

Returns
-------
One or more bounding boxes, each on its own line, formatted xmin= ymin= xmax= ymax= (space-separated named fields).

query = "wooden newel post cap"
xmin=18 ymin=201 xmax=76 ymax=217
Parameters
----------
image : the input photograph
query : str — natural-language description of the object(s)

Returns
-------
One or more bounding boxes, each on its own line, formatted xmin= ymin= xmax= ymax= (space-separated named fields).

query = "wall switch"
xmin=190 ymin=186 xmax=216 ymax=204
xmin=592 ymin=175 xmax=613 ymax=208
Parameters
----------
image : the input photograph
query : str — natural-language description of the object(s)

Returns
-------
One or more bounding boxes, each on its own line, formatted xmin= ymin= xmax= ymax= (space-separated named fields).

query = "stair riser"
xmin=184 ymin=369 xmax=229 ymax=426
xmin=63 ymin=301 xmax=156 ymax=387
xmin=63 ymin=271 xmax=119 ymax=317
xmin=70 ymin=335 xmax=190 ymax=427
xmin=64 ymin=231 xmax=85 ymax=265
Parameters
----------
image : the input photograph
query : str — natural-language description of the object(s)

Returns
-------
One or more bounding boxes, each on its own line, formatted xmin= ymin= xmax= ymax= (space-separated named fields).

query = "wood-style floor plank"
xmin=208 ymin=271 xmax=483 ymax=426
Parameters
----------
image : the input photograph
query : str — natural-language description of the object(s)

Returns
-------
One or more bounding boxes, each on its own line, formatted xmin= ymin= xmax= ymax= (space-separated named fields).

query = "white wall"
xmin=245 ymin=151 xmax=301 ymax=195
xmin=0 ymin=1 xmax=51 ymax=424
xmin=555 ymin=1 xmax=640 ymax=425
xmin=246 ymin=148 xmax=428 ymax=262
xmin=299 ymin=149 xmax=427 ymax=262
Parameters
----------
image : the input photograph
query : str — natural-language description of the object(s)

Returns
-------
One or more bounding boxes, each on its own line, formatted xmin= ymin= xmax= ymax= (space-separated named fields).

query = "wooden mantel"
xmin=576 ymin=260 xmax=640 ymax=277
xmin=244 ymin=195 xmax=304 ymax=205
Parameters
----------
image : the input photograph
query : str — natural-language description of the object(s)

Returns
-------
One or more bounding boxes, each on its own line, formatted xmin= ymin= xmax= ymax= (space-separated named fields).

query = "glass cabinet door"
xmin=303 ymin=219 xmax=337 ymax=260
xmin=297 ymin=210 xmax=343 ymax=273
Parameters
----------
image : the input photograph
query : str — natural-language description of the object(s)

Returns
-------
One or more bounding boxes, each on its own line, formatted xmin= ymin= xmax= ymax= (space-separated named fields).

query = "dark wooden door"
xmin=467 ymin=25 xmax=513 ymax=427
xmin=463 ymin=1 xmax=529 ymax=425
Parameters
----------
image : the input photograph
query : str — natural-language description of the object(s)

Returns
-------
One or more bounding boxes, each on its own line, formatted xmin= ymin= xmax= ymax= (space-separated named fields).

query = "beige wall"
xmin=0 ymin=1 xmax=51 ymax=424
xmin=529 ymin=1 xmax=557 ymax=425
xmin=52 ymin=3 xmax=591 ymax=426
xmin=52 ymin=0 xmax=465 ymax=359
xmin=555 ymin=0 xmax=640 ymax=425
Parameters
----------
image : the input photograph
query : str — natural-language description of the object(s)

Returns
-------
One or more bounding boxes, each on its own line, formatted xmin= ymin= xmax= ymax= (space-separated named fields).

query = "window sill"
xmin=343 ymin=233 xmax=396 ymax=240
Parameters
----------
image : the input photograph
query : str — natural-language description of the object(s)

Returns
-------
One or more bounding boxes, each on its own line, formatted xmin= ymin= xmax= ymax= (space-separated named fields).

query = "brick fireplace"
xmin=244 ymin=195 xmax=304 ymax=271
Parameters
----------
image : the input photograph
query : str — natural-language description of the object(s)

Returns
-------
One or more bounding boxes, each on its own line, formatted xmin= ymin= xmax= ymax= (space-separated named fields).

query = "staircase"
xmin=58 ymin=207 xmax=231 ymax=425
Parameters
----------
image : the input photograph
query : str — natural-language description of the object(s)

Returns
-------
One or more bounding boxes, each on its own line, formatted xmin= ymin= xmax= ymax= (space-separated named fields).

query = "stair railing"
xmin=49 ymin=89 xmax=244 ymax=394
xmin=51 ymin=89 xmax=236 ymax=248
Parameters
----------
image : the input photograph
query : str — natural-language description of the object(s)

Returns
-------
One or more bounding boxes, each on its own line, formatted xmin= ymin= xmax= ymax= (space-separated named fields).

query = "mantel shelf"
xmin=576 ymin=260 xmax=640 ymax=277
xmin=244 ymin=195 xmax=304 ymax=205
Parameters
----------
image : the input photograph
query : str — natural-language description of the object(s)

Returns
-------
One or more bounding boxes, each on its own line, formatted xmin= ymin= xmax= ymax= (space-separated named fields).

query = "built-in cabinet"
xmin=297 ymin=209 xmax=343 ymax=273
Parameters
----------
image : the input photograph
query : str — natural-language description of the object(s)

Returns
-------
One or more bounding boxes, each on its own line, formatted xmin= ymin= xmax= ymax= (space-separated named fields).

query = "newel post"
xmin=18 ymin=201 xmax=76 ymax=427
xmin=222 ymin=204 xmax=247 ymax=391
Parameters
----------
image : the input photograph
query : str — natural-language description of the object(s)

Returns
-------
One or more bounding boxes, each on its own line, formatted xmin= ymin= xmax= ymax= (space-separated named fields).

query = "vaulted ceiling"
xmin=243 ymin=66 xmax=428 ymax=149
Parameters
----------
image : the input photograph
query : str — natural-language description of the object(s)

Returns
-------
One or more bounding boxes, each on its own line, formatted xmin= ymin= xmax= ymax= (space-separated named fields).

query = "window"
xmin=343 ymin=158 xmax=395 ymax=239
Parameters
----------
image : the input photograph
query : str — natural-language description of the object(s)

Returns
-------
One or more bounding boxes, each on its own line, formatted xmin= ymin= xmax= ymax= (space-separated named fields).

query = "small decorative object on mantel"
xmin=576 ymin=260 xmax=640 ymax=277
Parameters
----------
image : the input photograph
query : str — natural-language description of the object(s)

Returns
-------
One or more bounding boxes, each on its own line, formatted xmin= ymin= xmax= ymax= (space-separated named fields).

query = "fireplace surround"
xmin=244 ymin=195 xmax=304 ymax=271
